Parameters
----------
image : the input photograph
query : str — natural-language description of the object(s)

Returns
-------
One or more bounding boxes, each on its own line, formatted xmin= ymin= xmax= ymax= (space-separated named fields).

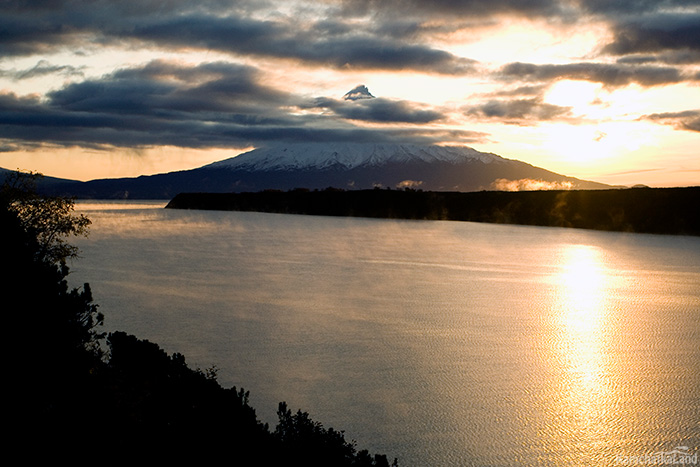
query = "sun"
xmin=545 ymin=80 xmax=601 ymax=115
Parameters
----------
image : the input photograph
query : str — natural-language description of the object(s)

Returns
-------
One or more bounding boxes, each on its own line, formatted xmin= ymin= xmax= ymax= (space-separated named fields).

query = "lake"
xmin=70 ymin=200 xmax=700 ymax=466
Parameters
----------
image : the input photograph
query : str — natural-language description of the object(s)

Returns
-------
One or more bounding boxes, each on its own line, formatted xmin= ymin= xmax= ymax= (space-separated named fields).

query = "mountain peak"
xmin=343 ymin=85 xmax=375 ymax=101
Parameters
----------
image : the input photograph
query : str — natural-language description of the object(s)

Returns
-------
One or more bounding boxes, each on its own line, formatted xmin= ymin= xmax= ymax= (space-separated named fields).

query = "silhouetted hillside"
xmin=167 ymin=187 xmax=700 ymax=236
xmin=3 ymin=175 xmax=396 ymax=465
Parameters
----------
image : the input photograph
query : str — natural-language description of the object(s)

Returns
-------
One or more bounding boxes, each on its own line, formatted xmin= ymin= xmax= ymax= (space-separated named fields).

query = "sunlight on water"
xmin=71 ymin=202 xmax=700 ymax=466
xmin=547 ymin=245 xmax=616 ymax=464
xmin=77 ymin=200 xmax=168 ymax=210
xmin=558 ymin=245 xmax=608 ymax=418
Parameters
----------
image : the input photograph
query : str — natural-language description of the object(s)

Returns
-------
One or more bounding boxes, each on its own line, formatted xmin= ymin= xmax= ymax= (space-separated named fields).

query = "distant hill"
xmin=166 ymin=187 xmax=700 ymax=236
xmin=2 ymin=143 xmax=610 ymax=199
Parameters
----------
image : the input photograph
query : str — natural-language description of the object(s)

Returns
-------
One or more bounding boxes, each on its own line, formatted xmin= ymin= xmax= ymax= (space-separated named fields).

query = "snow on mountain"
xmin=205 ymin=142 xmax=503 ymax=171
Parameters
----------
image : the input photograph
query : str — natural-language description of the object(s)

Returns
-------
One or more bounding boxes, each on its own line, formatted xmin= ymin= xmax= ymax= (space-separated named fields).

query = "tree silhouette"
xmin=1 ymin=170 xmax=90 ymax=264
xmin=2 ymin=178 xmax=103 ymax=458
xmin=275 ymin=401 xmax=396 ymax=467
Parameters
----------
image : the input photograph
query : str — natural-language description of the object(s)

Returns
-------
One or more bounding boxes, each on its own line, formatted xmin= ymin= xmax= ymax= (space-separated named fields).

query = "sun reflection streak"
xmin=545 ymin=244 xmax=619 ymax=463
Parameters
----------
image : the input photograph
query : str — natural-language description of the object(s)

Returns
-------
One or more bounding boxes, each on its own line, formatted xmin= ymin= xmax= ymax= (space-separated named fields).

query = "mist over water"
xmin=71 ymin=201 xmax=700 ymax=466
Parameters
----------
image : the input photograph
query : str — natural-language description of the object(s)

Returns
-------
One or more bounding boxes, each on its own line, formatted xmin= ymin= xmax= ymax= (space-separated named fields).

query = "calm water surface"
xmin=70 ymin=201 xmax=700 ymax=466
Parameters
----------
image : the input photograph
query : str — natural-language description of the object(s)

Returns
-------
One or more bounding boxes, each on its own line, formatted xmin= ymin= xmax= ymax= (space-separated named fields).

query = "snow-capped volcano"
xmin=206 ymin=142 xmax=502 ymax=171
xmin=23 ymin=141 xmax=610 ymax=199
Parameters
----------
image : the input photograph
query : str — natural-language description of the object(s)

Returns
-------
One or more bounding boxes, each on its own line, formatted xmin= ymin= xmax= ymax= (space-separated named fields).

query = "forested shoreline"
xmin=3 ymin=173 xmax=396 ymax=465
xmin=167 ymin=186 xmax=700 ymax=236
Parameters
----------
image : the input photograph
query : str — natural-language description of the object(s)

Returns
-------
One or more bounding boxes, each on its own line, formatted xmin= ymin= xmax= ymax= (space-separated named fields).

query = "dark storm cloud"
xmin=0 ymin=60 xmax=305 ymax=149
xmin=46 ymin=61 xmax=291 ymax=119
xmin=579 ymin=0 xmax=698 ymax=13
xmin=575 ymin=1 xmax=700 ymax=64
xmin=0 ymin=2 xmax=476 ymax=75
xmin=500 ymin=61 xmax=691 ymax=87
xmin=0 ymin=0 xmax=213 ymax=55
xmin=0 ymin=91 xmax=173 ymax=149
xmin=310 ymin=96 xmax=446 ymax=124
xmin=337 ymin=0 xmax=570 ymax=18
xmin=0 ymin=60 xmax=468 ymax=150
xmin=1 ymin=0 xmax=695 ymax=64
xmin=616 ymin=50 xmax=700 ymax=65
xmin=602 ymin=12 xmax=700 ymax=58
xmin=0 ymin=87 xmax=367 ymax=149
xmin=643 ymin=110 xmax=700 ymax=133
xmin=0 ymin=19 xmax=68 ymax=56
xmin=126 ymin=14 xmax=476 ymax=74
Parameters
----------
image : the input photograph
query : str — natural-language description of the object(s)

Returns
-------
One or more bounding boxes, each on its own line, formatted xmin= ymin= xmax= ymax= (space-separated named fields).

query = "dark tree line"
xmin=2 ymin=172 xmax=396 ymax=465
xmin=167 ymin=186 xmax=700 ymax=236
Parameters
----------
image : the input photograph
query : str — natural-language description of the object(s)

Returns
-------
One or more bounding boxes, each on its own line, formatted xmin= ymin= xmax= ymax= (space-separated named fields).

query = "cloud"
xmin=579 ymin=0 xmax=699 ymax=15
xmin=581 ymin=2 xmax=700 ymax=65
xmin=0 ymin=3 xmax=477 ymax=75
xmin=500 ymin=61 xmax=692 ymax=87
xmin=642 ymin=110 xmax=700 ymax=132
xmin=615 ymin=50 xmax=700 ymax=65
xmin=488 ymin=85 xmax=551 ymax=97
xmin=311 ymin=95 xmax=446 ymax=124
xmin=337 ymin=0 xmax=570 ymax=19
xmin=0 ymin=60 xmax=85 ymax=80
xmin=2 ymin=0 xmax=697 ymax=159
xmin=490 ymin=178 xmax=574 ymax=191
xmin=463 ymin=83 xmax=574 ymax=125
xmin=0 ymin=60 xmax=477 ymax=150
xmin=396 ymin=179 xmax=424 ymax=188
xmin=47 ymin=60 xmax=291 ymax=118
xmin=0 ymin=0 xmax=693 ymax=66
xmin=0 ymin=16 xmax=73 ymax=56
xmin=464 ymin=97 xmax=571 ymax=125
xmin=602 ymin=12 xmax=700 ymax=58
xmin=136 ymin=15 xmax=476 ymax=74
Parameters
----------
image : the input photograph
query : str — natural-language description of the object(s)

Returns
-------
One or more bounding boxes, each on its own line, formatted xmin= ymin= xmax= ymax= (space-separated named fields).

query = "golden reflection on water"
xmin=547 ymin=244 xmax=619 ymax=464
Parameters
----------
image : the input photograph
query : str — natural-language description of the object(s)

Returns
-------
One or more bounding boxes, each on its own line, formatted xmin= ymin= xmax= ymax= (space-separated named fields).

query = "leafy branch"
xmin=2 ymin=170 xmax=90 ymax=264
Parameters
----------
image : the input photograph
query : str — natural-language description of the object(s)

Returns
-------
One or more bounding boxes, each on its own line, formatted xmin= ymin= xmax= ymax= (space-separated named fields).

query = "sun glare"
xmin=545 ymin=80 xmax=600 ymax=114
xmin=539 ymin=120 xmax=656 ymax=166
xmin=558 ymin=245 xmax=605 ymax=320
xmin=448 ymin=18 xmax=609 ymax=66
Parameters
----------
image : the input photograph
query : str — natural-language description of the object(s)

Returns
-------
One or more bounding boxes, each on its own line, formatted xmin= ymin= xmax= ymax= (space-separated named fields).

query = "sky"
xmin=1 ymin=0 xmax=699 ymax=187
